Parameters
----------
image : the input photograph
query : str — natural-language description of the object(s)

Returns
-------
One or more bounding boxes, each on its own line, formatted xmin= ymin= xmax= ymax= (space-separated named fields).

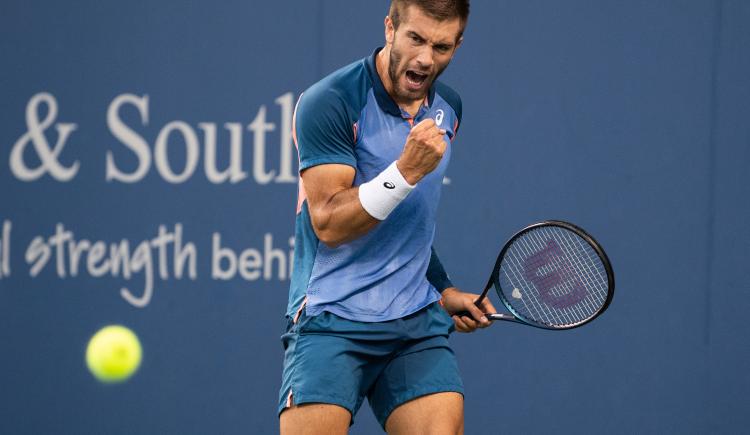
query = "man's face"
xmin=386 ymin=5 xmax=463 ymax=104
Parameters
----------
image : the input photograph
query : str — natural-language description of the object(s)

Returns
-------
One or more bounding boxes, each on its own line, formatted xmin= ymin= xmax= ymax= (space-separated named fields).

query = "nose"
xmin=414 ymin=45 xmax=434 ymax=71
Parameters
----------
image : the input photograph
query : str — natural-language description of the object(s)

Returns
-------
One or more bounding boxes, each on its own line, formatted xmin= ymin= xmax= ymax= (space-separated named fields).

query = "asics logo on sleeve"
xmin=435 ymin=109 xmax=444 ymax=126
xmin=383 ymin=182 xmax=396 ymax=189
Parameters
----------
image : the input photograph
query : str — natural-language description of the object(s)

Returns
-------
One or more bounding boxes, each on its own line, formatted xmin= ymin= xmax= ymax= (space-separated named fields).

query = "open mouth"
xmin=405 ymin=70 xmax=429 ymax=89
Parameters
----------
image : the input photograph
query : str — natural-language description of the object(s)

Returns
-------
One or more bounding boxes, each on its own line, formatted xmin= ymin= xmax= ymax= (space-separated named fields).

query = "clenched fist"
xmin=396 ymin=118 xmax=446 ymax=185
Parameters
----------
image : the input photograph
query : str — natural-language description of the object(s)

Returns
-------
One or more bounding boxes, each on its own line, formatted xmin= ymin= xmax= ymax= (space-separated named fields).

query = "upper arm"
xmin=301 ymin=163 xmax=374 ymax=247
xmin=295 ymin=87 xmax=357 ymax=172
xmin=301 ymin=164 xmax=356 ymax=215
xmin=295 ymin=86 xmax=363 ymax=240
xmin=295 ymin=86 xmax=358 ymax=210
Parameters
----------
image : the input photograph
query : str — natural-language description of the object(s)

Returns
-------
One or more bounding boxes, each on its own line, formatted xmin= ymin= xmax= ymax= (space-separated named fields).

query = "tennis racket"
xmin=458 ymin=220 xmax=614 ymax=330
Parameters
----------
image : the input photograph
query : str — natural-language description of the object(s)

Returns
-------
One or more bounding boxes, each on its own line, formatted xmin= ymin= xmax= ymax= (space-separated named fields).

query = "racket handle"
xmin=453 ymin=311 xmax=513 ymax=322
xmin=486 ymin=313 xmax=514 ymax=321
xmin=451 ymin=310 xmax=494 ymax=320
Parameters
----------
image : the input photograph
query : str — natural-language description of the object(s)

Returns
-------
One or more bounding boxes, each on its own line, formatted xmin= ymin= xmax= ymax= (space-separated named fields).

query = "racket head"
xmin=491 ymin=221 xmax=614 ymax=330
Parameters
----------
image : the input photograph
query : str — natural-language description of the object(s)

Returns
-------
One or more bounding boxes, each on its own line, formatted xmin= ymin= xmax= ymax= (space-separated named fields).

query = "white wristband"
xmin=358 ymin=161 xmax=416 ymax=220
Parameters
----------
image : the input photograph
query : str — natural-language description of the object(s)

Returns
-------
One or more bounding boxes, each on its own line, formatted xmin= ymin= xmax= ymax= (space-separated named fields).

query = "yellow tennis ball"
xmin=86 ymin=325 xmax=142 ymax=383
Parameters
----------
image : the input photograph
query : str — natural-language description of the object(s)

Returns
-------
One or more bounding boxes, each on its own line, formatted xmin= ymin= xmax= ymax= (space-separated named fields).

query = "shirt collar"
xmin=365 ymin=47 xmax=436 ymax=118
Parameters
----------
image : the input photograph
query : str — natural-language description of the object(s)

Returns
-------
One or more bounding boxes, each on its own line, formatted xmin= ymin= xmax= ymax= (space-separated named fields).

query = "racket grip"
xmin=451 ymin=310 xmax=487 ymax=320
xmin=452 ymin=311 xmax=512 ymax=322
xmin=486 ymin=313 xmax=514 ymax=321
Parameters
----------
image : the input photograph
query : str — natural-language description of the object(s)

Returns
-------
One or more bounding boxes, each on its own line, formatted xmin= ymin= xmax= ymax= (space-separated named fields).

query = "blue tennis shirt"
xmin=288 ymin=48 xmax=462 ymax=322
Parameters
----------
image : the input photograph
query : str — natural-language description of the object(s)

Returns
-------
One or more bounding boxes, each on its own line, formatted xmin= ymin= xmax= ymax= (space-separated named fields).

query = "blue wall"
xmin=1 ymin=1 xmax=748 ymax=434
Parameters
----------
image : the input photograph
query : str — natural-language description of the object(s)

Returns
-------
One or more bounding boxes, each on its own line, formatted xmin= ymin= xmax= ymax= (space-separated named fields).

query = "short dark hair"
xmin=389 ymin=0 xmax=470 ymax=35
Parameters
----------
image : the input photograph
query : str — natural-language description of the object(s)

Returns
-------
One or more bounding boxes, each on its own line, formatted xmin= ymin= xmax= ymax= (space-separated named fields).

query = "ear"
xmin=455 ymin=35 xmax=464 ymax=51
xmin=384 ymin=15 xmax=395 ymax=46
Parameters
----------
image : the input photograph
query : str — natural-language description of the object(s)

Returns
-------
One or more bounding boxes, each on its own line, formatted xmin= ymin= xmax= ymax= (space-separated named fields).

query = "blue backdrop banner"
xmin=1 ymin=1 xmax=749 ymax=434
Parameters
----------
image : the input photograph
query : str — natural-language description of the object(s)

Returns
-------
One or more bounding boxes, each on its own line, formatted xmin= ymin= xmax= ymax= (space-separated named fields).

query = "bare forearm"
xmin=309 ymin=186 xmax=378 ymax=247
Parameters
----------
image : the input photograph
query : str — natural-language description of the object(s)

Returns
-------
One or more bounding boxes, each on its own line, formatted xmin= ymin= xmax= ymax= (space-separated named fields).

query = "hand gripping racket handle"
xmin=449 ymin=272 xmax=495 ymax=320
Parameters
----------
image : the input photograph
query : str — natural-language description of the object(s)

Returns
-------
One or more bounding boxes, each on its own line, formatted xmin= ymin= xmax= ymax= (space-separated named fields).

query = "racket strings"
xmin=532 ymin=228 xmax=606 ymax=324
xmin=529 ymin=231 xmax=605 ymax=325
xmin=498 ymin=226 xmax=609 ymax=328
xmin=536 ymin=228 xmax=606 ymax=317
xmin=552 ymin=228 xmax=609 ymax=306
xmin=506 ymin=238 xmax=586 ymax=327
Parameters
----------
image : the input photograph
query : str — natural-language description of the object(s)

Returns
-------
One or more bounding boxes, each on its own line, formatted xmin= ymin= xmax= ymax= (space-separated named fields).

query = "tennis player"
xmin=279 ymin=1 xmax=494 ymax=433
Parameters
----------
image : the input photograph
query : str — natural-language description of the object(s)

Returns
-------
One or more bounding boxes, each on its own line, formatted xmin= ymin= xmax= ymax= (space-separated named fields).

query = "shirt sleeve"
xmin=434 ymin=80 xmax=462 ymax=134
xmin=294 ymin=87 xmax=358 ymax=171
xmin=426 ymin=246 xmax=454 ymax=292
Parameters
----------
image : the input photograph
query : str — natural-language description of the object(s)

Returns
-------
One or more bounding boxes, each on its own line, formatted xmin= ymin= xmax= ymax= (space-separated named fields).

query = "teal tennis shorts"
xmin=277 ymin=301 xmax=464 ymax=428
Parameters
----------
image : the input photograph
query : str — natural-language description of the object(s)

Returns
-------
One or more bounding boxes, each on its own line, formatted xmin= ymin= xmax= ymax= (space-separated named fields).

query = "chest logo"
xmin=434 ymin=109 xmax=444 ymax=127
